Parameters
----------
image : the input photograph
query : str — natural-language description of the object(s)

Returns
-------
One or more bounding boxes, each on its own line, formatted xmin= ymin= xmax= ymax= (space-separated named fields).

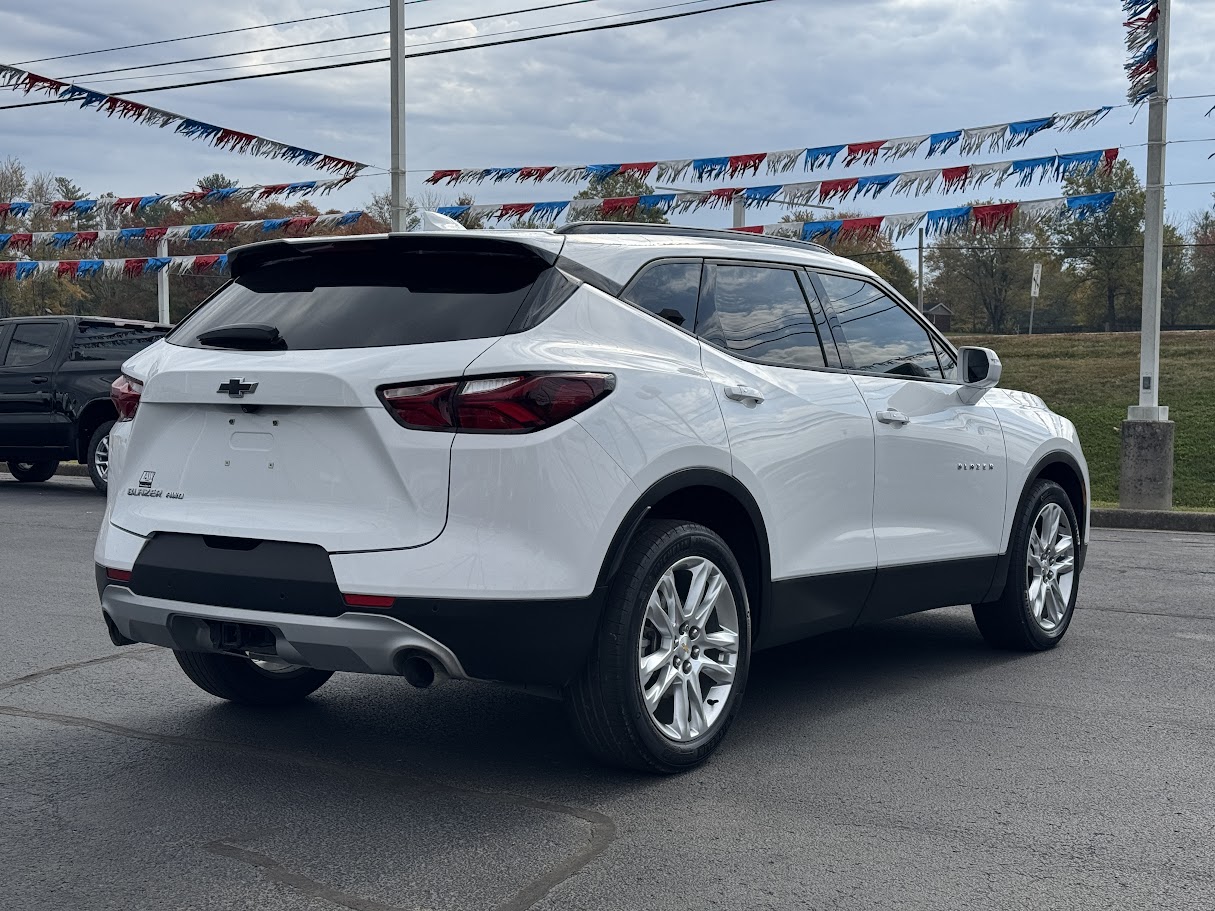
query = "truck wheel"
xmin=566 ymin=520 xmax=751 ymax=773
xmin=173 ymin=650 xmax=333 ymax=706
xmin=87 ymin=420 xmax=115 ymax=493
xmin=7 ymin=460 xmax=59 ymax=483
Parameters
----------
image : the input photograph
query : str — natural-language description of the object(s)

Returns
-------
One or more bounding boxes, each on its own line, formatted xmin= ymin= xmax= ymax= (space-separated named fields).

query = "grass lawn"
xmin=952 ymin=331 xmax=1215 ymax=510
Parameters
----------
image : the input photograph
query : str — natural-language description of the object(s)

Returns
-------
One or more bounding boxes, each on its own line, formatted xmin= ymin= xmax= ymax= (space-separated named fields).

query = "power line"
xmin=0 ymin=0 xmax=780 ymax=108
xmin=81 ymin=0 xmax=718 ymax=88
xmin=57 ymin=0 xmax=611 ymax=81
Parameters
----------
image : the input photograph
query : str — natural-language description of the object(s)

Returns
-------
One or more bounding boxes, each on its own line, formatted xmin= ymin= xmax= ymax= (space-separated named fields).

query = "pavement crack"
xmin=0 ymin=704 xmax=616 ymax=911
xmin=0 ymin=646 xmax=157 ymax=692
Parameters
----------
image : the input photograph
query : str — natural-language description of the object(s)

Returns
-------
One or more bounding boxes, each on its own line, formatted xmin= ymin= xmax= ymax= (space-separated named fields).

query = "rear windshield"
xmin=170 ymin=244 xmax=571 ymax=350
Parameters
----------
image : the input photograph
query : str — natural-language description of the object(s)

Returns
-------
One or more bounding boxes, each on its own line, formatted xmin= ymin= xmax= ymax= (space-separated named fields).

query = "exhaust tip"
xmin=398 ymin=653 xmax=437 ymax=689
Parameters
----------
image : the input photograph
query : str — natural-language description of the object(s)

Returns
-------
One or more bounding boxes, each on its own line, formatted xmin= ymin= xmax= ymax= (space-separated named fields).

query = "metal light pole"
xmin=156 ymin=236 xmax=170 ymax=324
xmin=732 ymin=197 xmax=746 ymax=229
xmin=1121 ymin=0 xmax=1174 ymax=509
xmin=917 ymin=227 xmax=925 ymax=312
xmin=389 ymin=0 xmax=408 ymax=231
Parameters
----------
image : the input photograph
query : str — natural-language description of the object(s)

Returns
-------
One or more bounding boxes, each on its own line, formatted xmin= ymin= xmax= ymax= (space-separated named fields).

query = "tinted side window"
xmin=3 ymin=323 xmax=61 ymax=368
xmin=71 ymin=325 xmax=166 ymax=362
xmin=817 ymin=275 xmax=943 ymax=379
xmin=698 ymin=265 xmax=826 ymax=369
xmin=622 ymin=261 xmax=701 ymax=329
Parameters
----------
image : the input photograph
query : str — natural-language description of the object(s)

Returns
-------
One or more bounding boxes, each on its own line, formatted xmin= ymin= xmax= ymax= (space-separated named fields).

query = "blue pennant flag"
xmin=484 ymin=168 xmax=521 ymax=182
xmin=638 ymin=194 xmax=676 ymax=210
xmin=1006 ymin=117 xmax=1055 ymax=148
xmin=437 ymin=206 xmax=470 ymax=218
xmin=284 ymin=181 xmax=317 ymax=195
xmin=144 ymin=257 xmax=172 ymax=274
xmin=118 ymin=228 xmax=145 ymax=244
xmin=77 ymin=260 xmax=104 ymax=277
xmin=282 ymin=147 xmax=321 ymax=165
xmin=743 ymin=186 xmax=783 ymax=203
xmin=50 ymin=232 xmax=76 ymax=249
xmin=203 ymin=188 xmax=240 ymax=203
xmin=188 ymin=224 xmax=216 ymax=241
xmin=802 ymin=220 xmax=843 ymax=242
xmin=71 ymin=199 xmax=97 ymax=215
xmin=8 ymin=202 xmax=33 ymax=217
xmin=804 ymin=146 xmax=845 ymax=171
xmin=926 ymin=206 xmax=973 ymax=236
xmin=15 ymin=262 xmax=39 ymax=280
xmin=692 ymin=157 xmax=730 ymax=180
xmin=1066 ymin=192 xmax=1116 ymax=219
xmin=337 ymin=211 xmax=363 ymax=226
xmin=137 ymin=195 xmax=164 ymax=210
xmin=260 ymin=218 xmax=290 ymax=232
xmin=856 ymin=174 xmax=898 ymax=198
xmin=1011 ymin=156 xmax=1057 ymax=186
xmin=586 ymin=164 xmax=622 ymax=180
xmin=532 ymin=201 xmax=571 ymax=219
xmin=214 ymin=255 xmax=229 ymax=273
xmin=0 ymin=235 xmax=10 ymax=252
xmin=1056 ymin=150 xmax=1104 ymax=178
xmin=175 ymin=120 xmax=222 ymax=140
xmin=927 ymin=131 xmax=962 ymax=157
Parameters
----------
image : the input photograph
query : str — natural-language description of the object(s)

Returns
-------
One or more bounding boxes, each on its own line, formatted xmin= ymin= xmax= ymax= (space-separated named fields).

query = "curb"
xmin=57 ymin=464 xmax=91 ymax=478
xmin=1092 ymin=508 xmax=1215 ymax=533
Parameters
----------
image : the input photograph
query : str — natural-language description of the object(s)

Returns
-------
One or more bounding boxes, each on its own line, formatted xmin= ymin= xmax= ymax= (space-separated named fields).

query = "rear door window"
xmin=3 ymin=322 xmax=62 ymax=368
xmin=171 ymin=242 xmax=573 ymax=350
xmin=71 ymin=324 xmax=167 ymax=362
xmin=622 ymin=261 xmax=702 ymax=329
xmin=697 ymin=263 xmax=827 ymax=369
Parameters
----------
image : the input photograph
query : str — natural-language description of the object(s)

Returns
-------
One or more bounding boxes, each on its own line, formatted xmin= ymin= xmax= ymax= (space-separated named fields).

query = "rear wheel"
xmin=973 ymin=479 xmax=1080 ymax=651
xmin=173 ymin=650 xmax=333 ymax=705
xmin=7 ymin=460 xmax=59 ymax=483
xmin=87 ymin=420 xmax=115 ymax=494
xmin=566 ymin=520 xmax=751 ymax=773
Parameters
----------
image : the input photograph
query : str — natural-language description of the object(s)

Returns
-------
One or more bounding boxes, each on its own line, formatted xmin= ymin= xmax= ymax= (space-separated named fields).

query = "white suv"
xmin=95 ymin=225 xmax=1088 ymax=772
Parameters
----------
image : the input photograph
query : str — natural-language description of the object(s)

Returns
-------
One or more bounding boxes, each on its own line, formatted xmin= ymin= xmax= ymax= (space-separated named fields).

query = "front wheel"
xmin=7 ymin=460 xmax=59 ymax=483
xmin=173 ymin=650 xmax=333 ymax=705
xmin=973 ymin=479 xmax=1081 ymax=651
xmin=87 ymin=420 xmax=115 ymax=494
xmin=566 ymin=520 xmax=751 ymax=773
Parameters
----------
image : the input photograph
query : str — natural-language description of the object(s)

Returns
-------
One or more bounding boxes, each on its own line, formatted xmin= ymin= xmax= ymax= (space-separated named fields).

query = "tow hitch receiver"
xmin=208 ymin=621 xmax=276 ymax=652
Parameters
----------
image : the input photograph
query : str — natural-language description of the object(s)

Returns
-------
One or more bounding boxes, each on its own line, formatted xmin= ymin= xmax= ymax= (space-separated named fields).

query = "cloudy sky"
xmin=4 ymin=0 xmax=1215 ymax=236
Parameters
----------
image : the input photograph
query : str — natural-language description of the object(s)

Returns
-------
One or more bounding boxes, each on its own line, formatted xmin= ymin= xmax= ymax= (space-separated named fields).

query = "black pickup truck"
xmin=0 ymin=316 xmax=171 ymax=493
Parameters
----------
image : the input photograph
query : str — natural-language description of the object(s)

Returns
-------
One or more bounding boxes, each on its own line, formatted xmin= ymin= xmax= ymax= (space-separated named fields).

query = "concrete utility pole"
xmin=1121 ymin=0 xmax=1174 ymax=510
xmin=732 ymin=197 xmax=746 ymax=229
xmin=389 ymin=0 xmax=408 ymax=231
xmin=156 ymin=236 xmax=170 ymax=324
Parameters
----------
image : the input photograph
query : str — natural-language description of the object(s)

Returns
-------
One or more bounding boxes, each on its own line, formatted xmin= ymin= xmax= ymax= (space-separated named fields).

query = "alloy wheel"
xmin=93 ymin=435 xmax=110 ymax=482
xmin=637 ymin=556 xmax=740 ymax=742
xmin=1026 ymin=502 xmax=1076 ymax=632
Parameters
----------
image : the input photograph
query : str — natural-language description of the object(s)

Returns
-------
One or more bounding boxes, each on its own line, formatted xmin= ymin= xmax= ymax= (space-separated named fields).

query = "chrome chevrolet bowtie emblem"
xmin=217 ymin=378 xmax=258 ymax=398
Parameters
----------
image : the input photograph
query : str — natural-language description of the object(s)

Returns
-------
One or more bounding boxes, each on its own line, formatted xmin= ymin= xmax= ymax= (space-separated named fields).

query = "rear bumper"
xmin=97 ymin=568 xmax=605 ymax=687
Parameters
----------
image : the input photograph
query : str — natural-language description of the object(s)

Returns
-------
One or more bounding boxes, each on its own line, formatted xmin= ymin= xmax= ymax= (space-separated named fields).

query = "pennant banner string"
xmin=0 ymin=254 xmax=231 ymax=282
xmin=0 ymin=211 xmax=365 ymax=253
xmin=435 ymin=149 xmax=1119 ymax=225
xmin=733 ymin=192 xmax=1119 ymax=244
xmin=424 ymin=107 xmax=1113 ymax=187
xmin=0 ymin=177 xmax=358 ymax=220
xmin=0 ymin=64 xmax=369 ymax=178
xmin=1123 ymin=1 xmax=1161 ymax=105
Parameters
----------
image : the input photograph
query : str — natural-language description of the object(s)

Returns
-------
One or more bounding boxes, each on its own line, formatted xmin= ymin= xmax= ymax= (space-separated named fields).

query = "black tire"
xmin=86 ymin=420 xmax=115 ymax=494
xmin=565 ymin=520 xmax=752 ymax=774
xmin=7 ymin=459 xmax=59 ymax=483
xmin=173 ymin=650 xmax=333 ymax=705
xmin=972 ymin=479 xmax=1081 ymax=651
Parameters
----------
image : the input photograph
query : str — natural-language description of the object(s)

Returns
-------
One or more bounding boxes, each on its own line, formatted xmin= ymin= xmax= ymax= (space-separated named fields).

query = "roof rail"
xmin=554 ymin=221 xmax=835 ymax=256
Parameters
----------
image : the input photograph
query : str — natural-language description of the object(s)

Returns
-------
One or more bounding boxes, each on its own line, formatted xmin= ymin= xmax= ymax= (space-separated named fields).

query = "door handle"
xmin=724 ymin=384 xmax=765 ymax=405
xmin=876 ymin=409 xmax=910 ymax=426
xmin=30 ymin=376 xmax=50 ymax=385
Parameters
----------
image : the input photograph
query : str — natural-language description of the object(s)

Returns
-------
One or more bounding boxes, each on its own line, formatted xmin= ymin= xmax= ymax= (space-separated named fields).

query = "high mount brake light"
xmin=379 ymin=373 xmax=614 ymax=433
xmin=111 ymin=375 xmax=143 ymax=421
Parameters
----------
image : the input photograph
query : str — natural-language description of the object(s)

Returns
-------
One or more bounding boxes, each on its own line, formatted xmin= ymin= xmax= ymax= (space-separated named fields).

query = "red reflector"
xmin=106 ymin=567 xmax=133 ymax=583
xmin=343 ymin=593 xmax=395 ymax=609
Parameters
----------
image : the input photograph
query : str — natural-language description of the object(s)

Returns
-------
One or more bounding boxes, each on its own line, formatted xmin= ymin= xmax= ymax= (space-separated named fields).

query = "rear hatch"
xmin=110 ymin=234 xmax=569 ymax=553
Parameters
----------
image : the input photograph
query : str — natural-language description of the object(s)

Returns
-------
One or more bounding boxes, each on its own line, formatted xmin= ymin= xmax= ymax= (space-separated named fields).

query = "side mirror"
xmin=956 ymin=346 xmax=1002 ymax=404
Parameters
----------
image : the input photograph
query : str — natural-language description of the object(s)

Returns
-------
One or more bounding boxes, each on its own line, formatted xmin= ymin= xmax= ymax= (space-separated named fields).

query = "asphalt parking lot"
xmin=2 ymin=474 xmax=1213 ymax=911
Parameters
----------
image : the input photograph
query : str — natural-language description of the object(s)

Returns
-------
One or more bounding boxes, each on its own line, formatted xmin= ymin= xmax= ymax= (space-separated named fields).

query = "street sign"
xmin=1031 ymin=262 xmax=1042 ymax=299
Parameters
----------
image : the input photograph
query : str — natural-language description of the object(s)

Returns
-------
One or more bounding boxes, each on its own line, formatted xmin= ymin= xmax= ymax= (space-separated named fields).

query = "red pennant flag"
xmin=0 ymin=203 xmax=10 ymax=217
xmin=56 ymin=261 xmax=80 ymax=277
xmin=620 ymin=162 xmax=658 ymax=178
xmin=73 ymin=232 xmax=99 ymax=248
xmin=143 ymin=227 xmax=168 ymax=242
xmin=8 ymin=234 xmax=33 ymax=251
xmin=425 ymin=170 xmax=463 ymax=185
xmin=730 ymin=225 xmax=764 ymax=234
xmin=192 ymin=255 xmax=221 ymax=273
xmin=286 ymin=216 xmax=318 ymax=233
xmin=113 ymin=197 xmax=143 ymax=213
xmin=123 ymin=258 xmax=148 ymax=277
xmin=727 ymin=154 xmax=766 ymax=178
xmin=258 ymin=184 xmax=290 ymax=198
xmin=1103 ymin=148 xmax=1120 ymax=172
xmin=496 ymin=203 xmax=535 ymax=221
xmin=50 ymin=200 xmax=76 ymax=216
xmin=210 ymin=223 xmax=240 ymax=238
xmin=819 ymin=178 xmax=859 ymax=202
xmin=518 ymin=166 xmax=556 ymax=182
xmin=844 ymin=141 xmax=885 ymax=166
xmin=0 ymin=262 xmax=16 ymax=279
xmin=941 ymin=166 xmax=971 ymax=190
xmin=601 ymin=197 xmax=640 ymax=216
xmin=215 ymin=129 xmax=258 ymax=153
xmin=24 ymin=73 xmax=67 ymax=94
xmin=971 ymin=203 xmax=1019 ymax=232
xmin=839 ymin=216 xmax=884 ymax=241
xmin=709 ymin=188 xmax=744 ymax=205
xmin=178 ymin=191 xmax=209 ymax=205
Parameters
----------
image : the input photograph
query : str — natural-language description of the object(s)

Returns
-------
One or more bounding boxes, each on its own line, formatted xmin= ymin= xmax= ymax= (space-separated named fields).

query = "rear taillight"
xmin=111 ymin=375 xmax=143 ymax=421
xmin=379 ymin=373 xmax=614 ymax=433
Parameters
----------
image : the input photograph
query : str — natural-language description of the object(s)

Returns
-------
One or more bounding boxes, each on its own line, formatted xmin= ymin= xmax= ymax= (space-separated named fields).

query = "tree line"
xmin=2 ymin=156 xmax=1212 ymax=334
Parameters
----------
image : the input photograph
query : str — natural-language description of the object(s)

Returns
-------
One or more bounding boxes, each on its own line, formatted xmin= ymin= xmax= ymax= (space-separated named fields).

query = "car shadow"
xmin=170 ymin=606 xmax=1023 ymax=788
xmin=0 ymin=477 xmax=102 ymax=498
